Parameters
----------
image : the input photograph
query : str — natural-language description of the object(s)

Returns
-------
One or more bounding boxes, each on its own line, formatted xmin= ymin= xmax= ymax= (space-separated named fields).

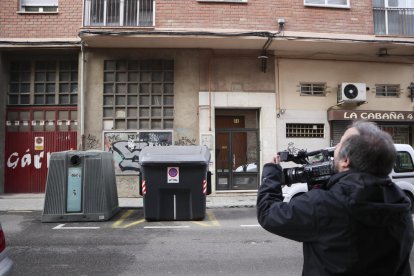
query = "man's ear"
xmin=341 ymin=157 xmax=351 ymax=170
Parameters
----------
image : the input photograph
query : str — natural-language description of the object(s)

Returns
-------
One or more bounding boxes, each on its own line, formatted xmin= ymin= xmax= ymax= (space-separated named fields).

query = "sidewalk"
xmin=0 ymin=192 xmax=257 ymax=211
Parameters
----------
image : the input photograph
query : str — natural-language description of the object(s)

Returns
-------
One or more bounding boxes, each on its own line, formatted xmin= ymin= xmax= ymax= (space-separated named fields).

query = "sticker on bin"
xmin=167 ymin=167 xmax=179 ymax=183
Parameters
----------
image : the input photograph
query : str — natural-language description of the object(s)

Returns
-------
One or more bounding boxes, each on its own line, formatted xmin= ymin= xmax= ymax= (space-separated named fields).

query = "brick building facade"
xmin=1 ymin=0 xmax=413 ymax=195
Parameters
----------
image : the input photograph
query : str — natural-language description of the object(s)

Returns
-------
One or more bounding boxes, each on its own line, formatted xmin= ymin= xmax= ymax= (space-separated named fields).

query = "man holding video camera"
xmin=257 ymin=120 xmax=414 ymax=276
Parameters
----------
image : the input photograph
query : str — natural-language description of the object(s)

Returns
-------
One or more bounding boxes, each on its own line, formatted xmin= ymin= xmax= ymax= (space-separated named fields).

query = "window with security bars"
xmin=8 ymin=60 xmax=78 ymax=105
xmin=375 ymin=84 xmax=400 ymax=97
xmin=299 ymin=83 xmax=327 ymax=96
xmin=103 ymin=60 xmax=174 ymax=130
xmin=286 ymin=123 xmax=324 ymax=138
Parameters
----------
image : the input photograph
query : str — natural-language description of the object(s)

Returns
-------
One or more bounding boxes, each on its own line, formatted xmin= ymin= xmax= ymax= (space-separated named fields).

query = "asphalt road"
xmin=1 ymin=208 xmax=414 ymax=276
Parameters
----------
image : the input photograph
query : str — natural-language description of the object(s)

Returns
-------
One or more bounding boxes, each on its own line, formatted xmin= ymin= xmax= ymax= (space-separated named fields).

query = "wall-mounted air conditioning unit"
xmin=337 ymin=83 xmax=367 ymax=104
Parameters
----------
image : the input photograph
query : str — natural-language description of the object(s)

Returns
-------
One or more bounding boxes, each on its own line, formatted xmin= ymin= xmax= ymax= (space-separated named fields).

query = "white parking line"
xmin=53 ymin=224 xmax=100 ymax=230
xmin=144 ymin=226 xmax=190 ymax=229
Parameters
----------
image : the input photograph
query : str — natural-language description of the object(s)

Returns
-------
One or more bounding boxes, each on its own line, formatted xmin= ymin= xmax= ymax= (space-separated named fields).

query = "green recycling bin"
xmin=42 ymin=150 xmax=120 ymax=222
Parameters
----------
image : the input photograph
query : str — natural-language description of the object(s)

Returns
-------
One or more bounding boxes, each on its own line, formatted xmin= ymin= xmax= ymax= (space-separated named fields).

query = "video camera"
xmin=278 ymin=145 xmax=335 ymax=189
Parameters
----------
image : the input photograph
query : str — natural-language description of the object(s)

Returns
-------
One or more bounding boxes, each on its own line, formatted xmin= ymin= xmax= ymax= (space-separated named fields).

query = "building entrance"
xmin=215 ymin=109 xmax=259 ymax=190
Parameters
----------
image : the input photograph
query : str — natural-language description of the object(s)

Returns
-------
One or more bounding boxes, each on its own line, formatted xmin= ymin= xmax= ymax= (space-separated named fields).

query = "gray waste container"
xmin=139 ymin=145 xmax=211 ymax=221
xmin=42 ymin=150 xmax=120 ymax=222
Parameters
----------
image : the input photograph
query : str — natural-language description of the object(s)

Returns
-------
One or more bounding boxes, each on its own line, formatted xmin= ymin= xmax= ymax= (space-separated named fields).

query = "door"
xmin=215 ymin=114 xmax=259 ymax=190
xmin=5 ymin=107 xmax=77 ymax=193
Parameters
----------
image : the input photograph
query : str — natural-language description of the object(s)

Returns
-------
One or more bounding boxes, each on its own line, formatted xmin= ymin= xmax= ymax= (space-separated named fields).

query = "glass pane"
xmin=71 ymin=84 xmax=78 ymax=93
xmin=116 ymin=96 xmax=125 ymax=105
xmin=71 ymin=95 xmax=78 ymax=104
xmin=60 ymin=95 xmax=70 ymax=104
xmin=128 ymin=83 xmax=138 ymax=93
xmin=128 ymin=108 xmax=137 ymax=117
xmin=163 ymin=107 xmax=174 ymax=117
xmin=164 ymin=83 xmax=173 ymax=94
xmin=140 ymin=95 xmax=150 ymax=105
xmin=151 ymin=107 xmax=162 ymax=117
xmin=33 ymin=111 xmax=44 ymax=120
xmin=128 ymin=95 xmax=138 ymax=105
xmin=152 ymin=72 xmax=162 ymax=81
xmin=34 ymin=95 xmax=44 ymax=104
xmin=152 ymin=83 xmax=162 ymax=93
xmin=328 ymin=0 xmax=347 ymax=4
xmin=163 ymin=119 xmax=173 ymax=129
xmin=60 ymin=72 xmax=70 ymax=81
xmin=60 ymin=83 xmax=69 ymax=92
xmin=116 ymin=84 xmax=127 ymax=94
xmin=20 ymin=95 xmax=30 ymax=104
xmin=104 ymin=72 xmax=115 ymax=82
xmin=151 ymin=95 xmax=161 ymax=105
xmin=140 ymin=83 xmax=150 ymax=94
xmin=128 ymin=72 xmax=139 ymax=82
xmin=152 ymin=119 xmax=162 ymax=129
xmin=116 ymin=72 xmax=127 ymax=82
xmin=104 ymin=84 xmax=114 ymax=94
xmin=103 ymin=108 xmax=114 ymax=117
xmin=115 ymin=120 xmax=126 ymax=129
xmin=35 ymin=72 xmax=46 ymax=81
xmin=46 ymin=95 xmax=55 ymax=104
xmin=104 ymin=95 xmax=114 ymax=105
xmin=35 ymin=84 xmax=45 ymax=93
xmin=163 ymin=95 xmax=174 ymax=105
xmin=139 ymin=119 xmax=149 ymax=129
xmin=59 ymin=111 xmax=69 ymax=120
xmin=9 ymin=95 xmax=18 ymax=104
xmin=127 ymin=120 xmax=138 ymax=129
xmin=46 ymin=84 xmax=55 ymax=93
xmin=21 ymin=83 xmax=30 ymax=93
xmin=47 ymin=72 xmax=56 ymax=81
xmin=10 ymin=84 xmax=19 ymax=93
xmin=216 ymin=133 xmax=229 ymax=172
xmin=164 ymin=71 xmax=174 ymax=82
xmin=139 ymin=107 xmax=149 ymax=117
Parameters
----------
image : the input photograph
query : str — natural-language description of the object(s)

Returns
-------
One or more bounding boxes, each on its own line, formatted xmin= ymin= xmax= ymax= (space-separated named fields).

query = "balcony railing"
xmin=84 ymin=0 xmax=155 ymax=27
xmin=374 ymin=7 xmax=414 ymax=36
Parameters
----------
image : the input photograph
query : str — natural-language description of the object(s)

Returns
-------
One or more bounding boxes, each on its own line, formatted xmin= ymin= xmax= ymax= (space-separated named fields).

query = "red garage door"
xmin=5 ymin=107 xmax=77 ymax=193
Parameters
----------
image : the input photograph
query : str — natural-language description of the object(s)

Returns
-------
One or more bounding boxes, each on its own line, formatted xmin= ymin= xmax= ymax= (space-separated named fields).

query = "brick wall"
xmin=0 ymin=0 xmax=374 ymax=39
xmin=0 ymin=0 xmax=82 ymax=38
xmin=156 ymin=0 xmax=374 ymax=35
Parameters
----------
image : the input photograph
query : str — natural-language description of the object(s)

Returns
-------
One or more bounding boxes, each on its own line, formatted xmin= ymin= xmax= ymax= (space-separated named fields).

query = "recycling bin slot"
xmin=139 ymin=145 xmax=211 ymax=221
xmin=42 ymin=150 xmax=120 ymax=222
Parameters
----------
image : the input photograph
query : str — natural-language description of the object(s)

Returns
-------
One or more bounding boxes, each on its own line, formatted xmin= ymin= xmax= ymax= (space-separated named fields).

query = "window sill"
xmin=197 ymin=0 xmax=247 ymax=3
xmin=17 ymin=11 xmax=59 ymax=15
xmin=304 ymin=4 xmax=350 ymax=9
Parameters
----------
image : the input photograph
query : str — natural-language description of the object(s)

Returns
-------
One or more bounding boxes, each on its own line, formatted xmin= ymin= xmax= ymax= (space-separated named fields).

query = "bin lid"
xmin=139 ymin=146 xmax=210 ymax=164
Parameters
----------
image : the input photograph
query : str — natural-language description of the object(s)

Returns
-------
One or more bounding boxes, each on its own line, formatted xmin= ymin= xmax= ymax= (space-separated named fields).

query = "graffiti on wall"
xmin=85 ymin=134 xmax=99 ymax=150
xmin=6 ymin=149 xmax=51 ymax=170
xmin=174 ymin=136 xmax=196 ymax=146
xmin=103 ymin=131 xmax=173 ymax=174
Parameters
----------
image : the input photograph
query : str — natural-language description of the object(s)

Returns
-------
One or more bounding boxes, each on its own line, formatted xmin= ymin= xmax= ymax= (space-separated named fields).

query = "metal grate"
xmin=103 ymin=60 xmax=174 ymax=130
xmin=84 ymin=0 xmax=155 ymax=27
xmin=299 ymin=83 xmax=327 ymax=96
xmin=375 ymin=84 xmax=400 ymax=97
xmin=286 ymin=123 xmax=324 ymax=138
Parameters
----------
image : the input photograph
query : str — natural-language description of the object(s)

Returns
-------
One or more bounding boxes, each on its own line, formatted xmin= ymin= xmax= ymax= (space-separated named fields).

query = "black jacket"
xmin=257 ymin=163 xmax=414 ymax=276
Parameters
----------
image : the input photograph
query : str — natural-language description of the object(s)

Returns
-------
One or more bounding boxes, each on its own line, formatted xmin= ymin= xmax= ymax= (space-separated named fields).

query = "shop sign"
xmin=328 ymin=110 xmax=414 ymax=122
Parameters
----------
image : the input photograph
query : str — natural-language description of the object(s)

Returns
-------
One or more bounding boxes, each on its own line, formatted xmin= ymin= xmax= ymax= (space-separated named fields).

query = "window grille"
xmin=84 ymin=0 xmax=154 ymax=27
xmin=20 ymin=0 xmax=58 ymax=12
xmin=286 ymin=123 xmax=324 ymax=138
xmin=304 ymin=0 xmax=349 ymax=8
xmin=299 ymin=83 xmax=327 ymax=96
xmin=103 ymin=60 xmax=174 ymax=130
xmin=8 ymin=59 xmax=78 ymax=106
xmin=375 ymin=84 xmax=400 ymax=97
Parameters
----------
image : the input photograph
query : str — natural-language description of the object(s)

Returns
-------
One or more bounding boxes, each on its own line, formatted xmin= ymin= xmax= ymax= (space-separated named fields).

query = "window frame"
xmin=299 ymin=82 xmax=327 ymax=97
xmin=19 ymin=0 xmax=58 ymax=13
xmin=304 ymin=0 xmax=350 ymax=9
xmin=375 ymin=84 xmax=401 ymax=98
xmin=286 ymin=123 xmax=325 ymax=138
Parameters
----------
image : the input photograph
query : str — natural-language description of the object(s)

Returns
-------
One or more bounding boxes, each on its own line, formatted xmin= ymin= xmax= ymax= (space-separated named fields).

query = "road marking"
xmin=240 ymin=224 xmax=261 ymax=227
xmin=112 ymin=209 xmax=145 ymax=228
xmin=53 ymin=224 xmax=100 ymax=230
xmin=192 ymin=210 xmax=220 ymax=227
xmin=144 ymin=226 xmax=190 ymax=229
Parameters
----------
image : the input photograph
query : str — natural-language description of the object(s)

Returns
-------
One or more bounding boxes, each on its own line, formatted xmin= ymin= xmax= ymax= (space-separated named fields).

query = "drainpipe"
xmin=80 ymin=42 xmax=86 ymax=150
